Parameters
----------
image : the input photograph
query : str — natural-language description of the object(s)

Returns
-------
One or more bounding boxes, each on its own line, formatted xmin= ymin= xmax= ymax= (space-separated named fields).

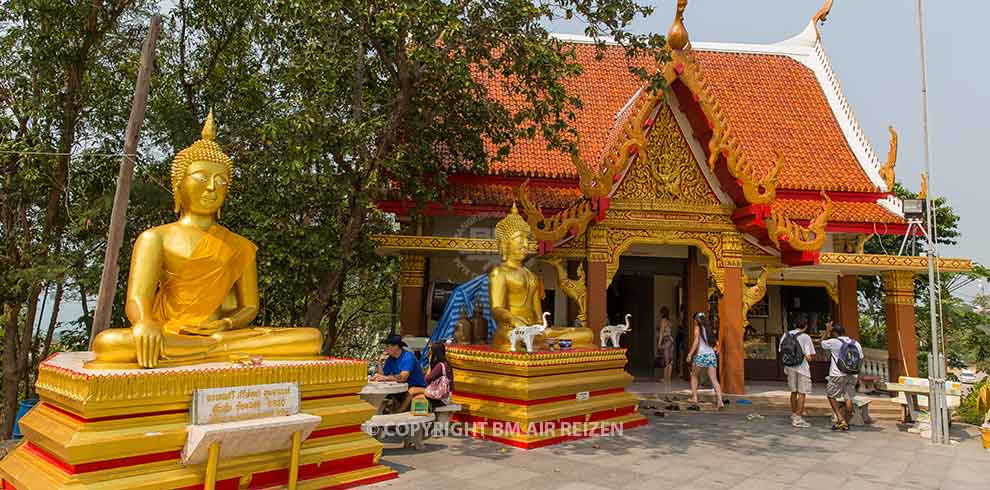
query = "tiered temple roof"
xmin=379 ymin=6 xmax=907 ymax=235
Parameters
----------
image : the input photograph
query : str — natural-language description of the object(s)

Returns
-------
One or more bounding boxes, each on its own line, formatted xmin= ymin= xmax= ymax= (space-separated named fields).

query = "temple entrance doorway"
xmin=606 ymin=247 xmax=687 ymax=379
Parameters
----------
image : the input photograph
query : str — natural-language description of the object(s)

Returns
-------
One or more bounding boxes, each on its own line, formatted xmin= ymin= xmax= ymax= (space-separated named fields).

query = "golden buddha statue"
xmin=88 ymin=112 xmax=322 ymax=369
xmin=489 ymin=205 xmax=594 ymax=350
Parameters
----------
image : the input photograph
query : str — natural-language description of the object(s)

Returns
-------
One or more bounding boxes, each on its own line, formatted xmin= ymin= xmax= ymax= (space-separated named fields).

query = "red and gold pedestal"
xmin=0 ymin=352 xmax=397 ymax=490
xmin=447 ymin=345 xmax=647 ymax=449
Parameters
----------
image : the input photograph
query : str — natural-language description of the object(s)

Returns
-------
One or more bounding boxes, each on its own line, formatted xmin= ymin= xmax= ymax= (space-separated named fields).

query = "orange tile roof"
xmin=693 ymin=51 xmax=878 ymax=193
xmin=773 ymin=198 xmax=903 ymax=225
xmin=444 ymin=182 xmax=583 ymax=210
xmin=483 ymin=43 xmax=879 ymax=194
xmin=484 ymin=44 xmax=650 ymax=179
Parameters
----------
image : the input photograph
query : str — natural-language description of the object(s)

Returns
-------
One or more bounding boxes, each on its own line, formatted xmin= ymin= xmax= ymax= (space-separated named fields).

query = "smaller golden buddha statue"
xmin=489 ymin=205 xmax=593 ymax=350
xmin=88 ymin=112 xmax=322 ymax=369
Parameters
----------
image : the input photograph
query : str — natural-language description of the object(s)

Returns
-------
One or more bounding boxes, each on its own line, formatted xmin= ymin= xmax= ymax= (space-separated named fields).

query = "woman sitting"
xmin=424 ymin=342 xmax=454 ymax=407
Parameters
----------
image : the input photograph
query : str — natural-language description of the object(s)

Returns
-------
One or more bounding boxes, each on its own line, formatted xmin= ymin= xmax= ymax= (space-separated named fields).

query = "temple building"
xmin=372 ymin=1 xmax=971 ymax=394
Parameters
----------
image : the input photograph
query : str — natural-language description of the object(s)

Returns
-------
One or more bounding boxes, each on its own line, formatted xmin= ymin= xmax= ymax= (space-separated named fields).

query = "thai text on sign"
xmin=191 ymin=382 xmax=300 ymax=425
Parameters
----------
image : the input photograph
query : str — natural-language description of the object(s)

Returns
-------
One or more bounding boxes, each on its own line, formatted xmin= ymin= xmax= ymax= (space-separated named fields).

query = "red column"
xmin=683 ymin=248 xmax=709 ymax=379
xmin=883 ymin=271 xmax=918 ymax=380
xmin=838 ymin=274 xmax=860 ymax=340
xmin=399 ymin=254 xmax=427 ymax=337
xmin=718 ymin=266 xmax=746 ymax=394
xmin=586 ymin=260 xmax=608 ymax=343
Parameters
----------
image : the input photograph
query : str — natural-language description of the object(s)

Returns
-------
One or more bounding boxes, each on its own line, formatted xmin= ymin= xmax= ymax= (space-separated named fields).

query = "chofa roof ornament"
xmin=812 ymin=0 xmax=834 ymax=40
xmin=667 ymin=0 xmax=689 ymax=51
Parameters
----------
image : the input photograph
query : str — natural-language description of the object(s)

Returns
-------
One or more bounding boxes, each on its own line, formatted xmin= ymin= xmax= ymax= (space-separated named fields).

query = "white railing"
xmin=861 ymin=347 xmax=890 ymax=386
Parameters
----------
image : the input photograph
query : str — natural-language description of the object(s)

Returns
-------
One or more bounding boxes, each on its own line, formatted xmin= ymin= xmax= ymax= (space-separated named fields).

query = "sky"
xmin=38 ymin=0 xmax=989 ymax=330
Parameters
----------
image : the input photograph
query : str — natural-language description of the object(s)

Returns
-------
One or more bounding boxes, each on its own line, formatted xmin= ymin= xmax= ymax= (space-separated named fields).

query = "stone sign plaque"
xmin=192 ymin=382 xmax=300 ymax=425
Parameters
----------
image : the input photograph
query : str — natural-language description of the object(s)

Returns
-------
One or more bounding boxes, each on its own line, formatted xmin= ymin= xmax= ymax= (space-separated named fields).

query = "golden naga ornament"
xmin=88 ymin=111 xmax=322 ymax=369
xmin=742 ymin=266 xmax=769 ymax=319
xmin=488 ymin=205 xmax=593 ymax=350
xmin=542 ymin=257 xmax=588 ymax=326
xmin=516 ymin=179 xmax=597 ymax=243
xmin=661 ymin=1 xmax=781 ymax=206
xmin=766 ymin=190 xmax=834 ymax=252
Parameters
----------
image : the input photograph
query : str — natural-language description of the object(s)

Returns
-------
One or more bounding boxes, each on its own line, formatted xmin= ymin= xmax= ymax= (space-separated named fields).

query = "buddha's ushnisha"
xmin=89 ymin=111 xmax=322 ymax=369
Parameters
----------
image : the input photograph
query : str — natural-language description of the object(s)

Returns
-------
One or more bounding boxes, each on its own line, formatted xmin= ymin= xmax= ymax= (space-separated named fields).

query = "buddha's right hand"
xmin=133 ymin=321 xmax=165 ymax=368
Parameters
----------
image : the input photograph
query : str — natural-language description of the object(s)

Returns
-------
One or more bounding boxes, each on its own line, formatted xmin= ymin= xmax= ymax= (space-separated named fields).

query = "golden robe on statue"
xmin=154 ymin=225 xmax=255 ymax=336
xmin=88 ymin=112 xmax=322 ymax=369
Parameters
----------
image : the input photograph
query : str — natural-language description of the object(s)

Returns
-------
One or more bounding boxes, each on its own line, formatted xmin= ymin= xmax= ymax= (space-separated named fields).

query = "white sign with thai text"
xmin=191 ymin=382 xmax=300 ymax=425
xmin=576 ymin=391 xmax=590 ymax=401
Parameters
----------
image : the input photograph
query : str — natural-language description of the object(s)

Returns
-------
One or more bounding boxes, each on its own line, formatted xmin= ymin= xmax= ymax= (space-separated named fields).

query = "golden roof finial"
xmin=812 ymin=0 xmax=834 ymax=39
xmin=668 ymin=0 xmax=689 ymax=51
xmin=918 ymin=172 xmax=928 ymax=199
xmin=880 ymin=126 xmax=898 ymax=190
xmin=202 ymin=108 xmax=217 ymax=141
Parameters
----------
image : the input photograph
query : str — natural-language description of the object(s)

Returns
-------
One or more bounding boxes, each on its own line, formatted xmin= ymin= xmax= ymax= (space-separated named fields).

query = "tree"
xmin=0 ymin=0 xmax=154 ymax=437
xmin=148 ymin=0 xmax=668 ymax=352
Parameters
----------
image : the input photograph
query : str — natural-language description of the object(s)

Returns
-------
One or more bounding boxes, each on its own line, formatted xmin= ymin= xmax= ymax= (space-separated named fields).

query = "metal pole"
xmin=916 ymin=0 xmax=948 ymax=444
xmin=90 ymin=16 xmax=162 ymax=344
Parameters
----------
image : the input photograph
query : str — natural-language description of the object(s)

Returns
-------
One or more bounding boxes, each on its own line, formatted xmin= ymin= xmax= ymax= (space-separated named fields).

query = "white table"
xmin=360 ymin=381 xmax=408 ymax=414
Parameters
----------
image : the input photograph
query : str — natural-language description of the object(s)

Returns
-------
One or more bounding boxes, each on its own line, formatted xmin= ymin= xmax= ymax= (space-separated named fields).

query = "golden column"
xmin=399 ymin=253 xmax=427 ymax=337
xmin=883 ymin=271 xmax=918 ymax=380
xmin=717 ymin=233 xmax=745 ymax=395
xmin=585 ymin=224 xmax=610 ymax=342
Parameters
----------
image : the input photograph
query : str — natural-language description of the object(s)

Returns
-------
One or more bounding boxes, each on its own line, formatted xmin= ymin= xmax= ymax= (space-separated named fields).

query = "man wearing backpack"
xmin=779 ymin=314 xmax=816 ymax=428
xmin=820 ymin=322 xmax=864 ymax=431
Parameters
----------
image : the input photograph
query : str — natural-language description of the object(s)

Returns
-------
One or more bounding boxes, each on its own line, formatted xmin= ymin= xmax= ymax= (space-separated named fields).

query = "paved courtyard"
xmin=367 ymin=412 xmax=987 ymax=490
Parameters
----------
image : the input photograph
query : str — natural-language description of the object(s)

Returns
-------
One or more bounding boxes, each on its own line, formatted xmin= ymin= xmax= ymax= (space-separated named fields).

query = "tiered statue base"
xmin=447 ymin=345 xmax=647 ymax=449
xmin=0 ymin=352 xmax=397 ymax=490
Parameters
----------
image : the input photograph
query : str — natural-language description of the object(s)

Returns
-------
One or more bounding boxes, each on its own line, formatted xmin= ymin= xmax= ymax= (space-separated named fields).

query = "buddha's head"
xmin=495 ymin=203 xmax=531 ymax=262
xmin=170 ymin=110 xmax=233 ymax=217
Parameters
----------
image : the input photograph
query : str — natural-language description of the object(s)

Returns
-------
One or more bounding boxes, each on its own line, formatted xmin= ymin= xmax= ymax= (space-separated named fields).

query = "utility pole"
xmin=90 ymin=16 xmax=162 ymax=345
xmin=916 ymin=0 xmax=949 ymax=444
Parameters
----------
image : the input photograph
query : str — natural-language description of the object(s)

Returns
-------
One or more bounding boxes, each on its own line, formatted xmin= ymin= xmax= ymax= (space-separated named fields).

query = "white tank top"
xmin=698 ymin=327 xmax=715 ymax=355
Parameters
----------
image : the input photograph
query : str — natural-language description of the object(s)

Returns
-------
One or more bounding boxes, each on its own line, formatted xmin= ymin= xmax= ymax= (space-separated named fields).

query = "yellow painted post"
xmin=288 ymin=431 xmax=302 ymax=490
xmin=205 ymin=442 xmax=221 ymax=490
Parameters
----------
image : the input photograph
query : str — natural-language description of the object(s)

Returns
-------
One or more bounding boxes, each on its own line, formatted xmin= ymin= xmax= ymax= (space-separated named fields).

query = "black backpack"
xmin=779 ymin=331 xmax=805 ymax=367
xmin=835 ymin=339 xmax=862 ymax=374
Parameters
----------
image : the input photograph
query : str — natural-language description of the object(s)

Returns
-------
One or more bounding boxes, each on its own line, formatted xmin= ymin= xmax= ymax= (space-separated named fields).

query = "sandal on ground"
xmin=687 ymin=404 xmax=701 ymax=411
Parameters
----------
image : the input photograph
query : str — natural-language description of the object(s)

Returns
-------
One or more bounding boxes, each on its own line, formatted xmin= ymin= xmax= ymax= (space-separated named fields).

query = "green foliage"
xmin=957 ymin=378 xmax=990 ymax=426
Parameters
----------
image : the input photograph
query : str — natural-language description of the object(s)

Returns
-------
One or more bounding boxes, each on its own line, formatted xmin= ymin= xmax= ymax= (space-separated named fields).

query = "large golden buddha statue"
xmin=88 ymin=112 xmax=322 ymax=369
xmin=489 ymin=205 xmax=594 ymax=350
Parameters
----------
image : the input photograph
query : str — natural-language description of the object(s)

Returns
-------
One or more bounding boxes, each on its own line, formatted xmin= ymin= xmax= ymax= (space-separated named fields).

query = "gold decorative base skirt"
xmin=0 ymin=352 xmax=397 ymax=490
xmin=446 ymin=345 xmax=647 ymax=449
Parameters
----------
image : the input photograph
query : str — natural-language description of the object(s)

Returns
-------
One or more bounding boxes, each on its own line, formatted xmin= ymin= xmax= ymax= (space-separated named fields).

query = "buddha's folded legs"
xmin=90 ymin=326 xmax=322 ymax=367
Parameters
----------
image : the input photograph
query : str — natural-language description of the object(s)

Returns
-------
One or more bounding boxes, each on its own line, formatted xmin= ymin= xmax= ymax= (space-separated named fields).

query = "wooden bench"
xmin=362 ymin=412 xmax=436 ymax=450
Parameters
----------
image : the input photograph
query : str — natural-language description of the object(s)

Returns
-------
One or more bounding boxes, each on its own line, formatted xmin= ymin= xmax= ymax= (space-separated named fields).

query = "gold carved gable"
xmin=611 ymin=103 xmax=722 ymax=209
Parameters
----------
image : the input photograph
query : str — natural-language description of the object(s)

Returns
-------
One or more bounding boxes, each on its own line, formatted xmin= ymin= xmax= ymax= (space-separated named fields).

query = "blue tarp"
xmin=422 ymin=274 xmax=496 ymax=368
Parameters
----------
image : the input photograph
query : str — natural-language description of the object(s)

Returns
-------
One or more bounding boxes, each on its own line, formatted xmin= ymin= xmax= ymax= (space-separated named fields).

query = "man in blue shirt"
xmin=372 ymin=334 xmax=426 ymax=411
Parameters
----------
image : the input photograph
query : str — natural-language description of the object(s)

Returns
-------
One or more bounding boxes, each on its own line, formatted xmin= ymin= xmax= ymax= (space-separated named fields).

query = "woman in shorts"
xmin=686 ymin=312 xmax=724 ymax=409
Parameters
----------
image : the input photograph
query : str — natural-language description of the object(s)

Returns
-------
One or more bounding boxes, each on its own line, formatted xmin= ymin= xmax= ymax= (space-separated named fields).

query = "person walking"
xmin=820 ymin=322 xmax=864 ymax=431
xmin=655 ymin=306 xmax=675 ymax=396
xmin=686 ymin=312 xmax=724 ymax=409
xmin=779 ymin=314 xmax=816 ymax=428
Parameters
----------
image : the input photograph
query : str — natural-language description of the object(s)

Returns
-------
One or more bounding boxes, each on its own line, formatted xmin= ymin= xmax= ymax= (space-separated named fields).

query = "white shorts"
xmin=786 ymin=369 xmax=812 ymax=394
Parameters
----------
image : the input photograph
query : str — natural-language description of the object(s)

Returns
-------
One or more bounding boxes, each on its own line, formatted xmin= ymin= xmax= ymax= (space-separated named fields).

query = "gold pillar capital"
xmin=721 ymin=232 xmax=742 ymax=268
xmin=882 ymin=270 xmax=915 ymax=305
xmin=399 ymin=253 xmax=426 ymax=288
xmin=587 ymin=224 xmax=610 ymax=263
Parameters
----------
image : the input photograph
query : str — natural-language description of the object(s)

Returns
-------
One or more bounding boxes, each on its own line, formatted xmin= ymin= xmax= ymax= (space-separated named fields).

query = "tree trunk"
xmin=2 ymin=303 xmax=23 ymax=439
xmin=39 ymin=282 xmax=65 ymax=365
xmin=91 ymin=15 xmax=161 ymax=343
